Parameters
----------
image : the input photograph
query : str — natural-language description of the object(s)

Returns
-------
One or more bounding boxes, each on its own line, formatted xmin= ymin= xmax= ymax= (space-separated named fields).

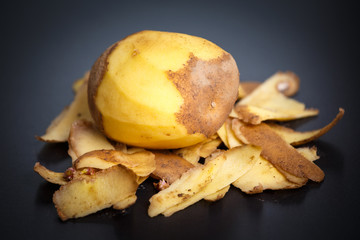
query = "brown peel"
xmin=151 ymin=152 xmax=194 ymax=185
xmin=268 ymin=108 xmax=345 ymax=146
xmin=232 ymin=119 xmax=324 ymax=182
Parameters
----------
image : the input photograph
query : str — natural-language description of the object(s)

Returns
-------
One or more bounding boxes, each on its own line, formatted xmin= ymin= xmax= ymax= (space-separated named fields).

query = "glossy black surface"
xmin=1 ymin=1 xmax=359 ymax=239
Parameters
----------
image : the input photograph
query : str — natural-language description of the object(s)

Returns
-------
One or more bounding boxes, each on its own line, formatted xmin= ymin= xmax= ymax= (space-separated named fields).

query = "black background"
xmin=1 ymin=1 xmax=359 ymax=240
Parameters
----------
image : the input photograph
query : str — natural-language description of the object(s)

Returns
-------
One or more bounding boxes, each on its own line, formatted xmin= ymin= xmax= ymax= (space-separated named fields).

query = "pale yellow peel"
xmin=148 ymin=155 xmax=224 ymax=217
xmin=68 ymin=119 xmax=115 ymax=163
xmin=149 ymin=145 xmax=258 ymax=217
xmin=74 ymin=149 xmax=156 ymax=179
xmin=232 ymin=146 xmax=318 ymax=194
xmin=268 ymin=108 xmax=344 ymax=146
xmin=33 ymin=162 xmax=67 ymax=185
xmin=235 ymin=72 xmax=318 ymax=124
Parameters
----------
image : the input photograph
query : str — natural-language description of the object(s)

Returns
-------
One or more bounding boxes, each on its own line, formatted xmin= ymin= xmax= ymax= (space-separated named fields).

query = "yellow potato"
xmin=88 ymin=30 xmax=239 ymax=149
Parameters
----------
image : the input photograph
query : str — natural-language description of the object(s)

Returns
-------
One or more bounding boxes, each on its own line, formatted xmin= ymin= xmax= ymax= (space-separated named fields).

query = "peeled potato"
xmin=88 ymin=30 xmax=239 ymax=149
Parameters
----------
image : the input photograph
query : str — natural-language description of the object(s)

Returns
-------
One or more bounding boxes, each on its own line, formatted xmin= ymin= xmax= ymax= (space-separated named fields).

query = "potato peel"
xmin=151 ymin=152 xmax=194 ymax=184
xmin=174 ymin=136 xmax=221 ymax=165
xmin=232 ymin=119 xmax=324 ymax=182
xmin=235 ymin=104 xmax=319 ymax=125
xmin=33 ymin=162 xmax=68 ymax=185
xmin=148 ymin=146 xmax=258 ymax=217
xmin=68 ymin=119 xmax=115 ymax=162
xmin=74 ymin=149 xmax=156 ymax=179
xmin=268 ymin=108 xmax=345 ymax=146
xmin=148 ymin=157 xmax=221 ymax=217
xmin=35 ymin=70 xmax=345 ymax=220
xmin=238 ymin=76 xmax=299 ymax=99
xmin=234 ymin=72 xmax=318 ymax=124
xmin=53 ymin=165 xmax=138 ymax=221
xmin=233 ymin=146 xmax=318 ymax=194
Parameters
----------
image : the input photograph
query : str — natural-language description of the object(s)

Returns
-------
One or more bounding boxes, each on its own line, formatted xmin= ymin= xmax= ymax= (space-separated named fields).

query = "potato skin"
xmin=88 ymin=30 xmax=239 ymax=148
xmin=88 ymin=42 xmax=119 ymax=133
xmin=168 ymin=52 xmax=239 ymax=137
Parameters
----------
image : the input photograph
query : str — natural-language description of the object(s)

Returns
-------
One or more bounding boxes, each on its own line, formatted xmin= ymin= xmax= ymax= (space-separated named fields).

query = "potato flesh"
xmin=53 ymin=165 xmax=138 ymax=221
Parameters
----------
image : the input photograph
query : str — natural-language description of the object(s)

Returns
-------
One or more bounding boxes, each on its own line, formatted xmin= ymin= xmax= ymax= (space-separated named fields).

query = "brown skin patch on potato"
xmin=167 ymin=52 xmax=239 ymax=137
xmin=232 ymin=119 xmax=325 ymax=182
xmin=88 ymin=42 xmax=119 ymax=133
